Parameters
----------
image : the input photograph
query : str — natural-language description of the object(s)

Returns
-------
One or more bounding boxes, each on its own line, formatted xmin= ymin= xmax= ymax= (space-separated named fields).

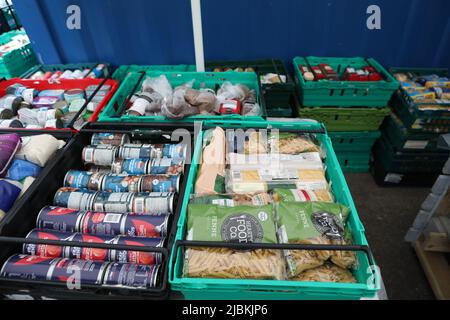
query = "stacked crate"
xmin=371 ymin=68 xmax=450 ymax=186
xmin=294 ymin=56 xmax=398 ymax=172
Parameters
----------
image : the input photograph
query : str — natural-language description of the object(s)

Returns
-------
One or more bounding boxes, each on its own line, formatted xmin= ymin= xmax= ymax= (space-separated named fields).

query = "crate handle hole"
xmin=329 ymin=89 xmax=334 ymax=96
xmin=340 ymin=89 xmax=345 ymax=96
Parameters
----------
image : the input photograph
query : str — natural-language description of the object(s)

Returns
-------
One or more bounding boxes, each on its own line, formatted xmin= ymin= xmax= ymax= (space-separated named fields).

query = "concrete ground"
xmin=345 ymin=173 xmax=435 ymax=300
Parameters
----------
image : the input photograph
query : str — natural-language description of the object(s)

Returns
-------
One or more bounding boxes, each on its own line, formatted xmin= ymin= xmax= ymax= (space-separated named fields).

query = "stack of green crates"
xmin=206 ymin=59 xmax=297 ymax=118
xmin=20 ymin=62 xmax=111 ymax=79
xmin=293 ymin=56 xmax=398 ymax=172
xmin=0 ymin=30 xmax=38 ymax=79
xmin=371 ymin=67 xmax=450 ymax=186
xmin=111 ymin=64 xmax=196 ymax=83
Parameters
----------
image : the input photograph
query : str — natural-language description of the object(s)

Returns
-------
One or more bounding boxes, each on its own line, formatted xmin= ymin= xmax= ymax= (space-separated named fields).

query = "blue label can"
xmin=92 ymin=191 xmax=134 ymax=213
xmin=63 ymin=170 xmax=93 ymax=189
xmin=101 ymin=174 xmax=141 ymax=193
xmin=49 ymin=258 xmax=109 ymax=285
xmin=53 ymin=188 xmax=97 ymax=211
xmin=140 ymin=174 xmax=180 ymax=193
xmin=0 ymin=254 xmax=59 ymax=282
xmin=102 ymin=262 xmax=160 ymax=289
xmin=23 ymin=229 xmax=75 ymax=258
xmin=91 ymin=133 xmax=130 ymax=146
xmin=111 ymin=159 xmax=149 ymax=175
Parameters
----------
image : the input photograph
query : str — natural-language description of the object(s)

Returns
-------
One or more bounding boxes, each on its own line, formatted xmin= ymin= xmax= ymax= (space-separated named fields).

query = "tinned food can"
xmin=102 ymin=262 xmax=160 ymax=289
xmin=91 ymin=133 xmax=130 ymax=146
xmin=139 ymin=174 xmax=180 ymax=193
xmin=0 ymin=254 xmax=59 ymax=282
xmin=101 ymin=174 xmax=141 ymax=193
xmin=132 ymin=192 xmax=175 ymax=215
xmin=36 ymin=206 xmax=87 ymax=232
xmin=63 ymin=170 xmax=94 ymax=189
xmin=79 ymin=211 xmax=124 ymax=236
xmin=92 ymin=191 xmax=135 ymax=213
xmin=111 ymin=158 xmax=149 ymax=175
xmin=82 ymin=145 xmax=118 ymax=166
xmin=53 ymin=188 xmax=97 ymax=211
xmin=49 ymin=258 xmax=109 ymax=285
xmin=148 ymin=158 xmax=184 ymax=175
xmin=111 ymin=236 xmax=164 ymax=265
xmin=120 ymin=213 xmax=169 ymax=238
xmin=65 ymin=233 xmax=116 ymax=262
xmin=23 ymin=229 xmax=74 ymax=258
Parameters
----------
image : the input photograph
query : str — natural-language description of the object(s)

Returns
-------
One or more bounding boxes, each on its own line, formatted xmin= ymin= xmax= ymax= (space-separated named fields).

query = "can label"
xmin=36 ymin=206 xmax=86 ymax=232
xmin=140 ymin=175 xmax=179 ymax=193
xmin=23 ymin=229 xmax=73 ymax=258
xmin=64 ymin=170 xmax=94 ymax=189
xmin=132 ymin=192 xmax=174 ymax=214
xmin=80 ymin=211 xmax=123 ymax=236
xmin=121 ymin=213 xmax=168 ymax=238
xmin=101 ymin=174 xmax=141 ymax=193
xmin=103 ymin=262 xmax=159 ymax=289
xmin=148 ymin=158 xmax=184 ymax=175
xmin=93 ymin=192 xmax=134 ymax=213
xmin=112 ymin=159 xmax=149 ymax=175
xmin=53 ymin=188 xmax=97 ymax=210
xmin=82 ymin=145 xmax=118 ymax=166
xmin=0 ymin=254 xmax=58 ymax=282
xmin=91 ymin=133 xmax=130 ymax=146
xmin=112 ymin=236 xmax=164 ymax=265
xmin=49 ymin=258 xmax=108 ymax=285
xmin=66 ymin=233 xmax=115 ymax=261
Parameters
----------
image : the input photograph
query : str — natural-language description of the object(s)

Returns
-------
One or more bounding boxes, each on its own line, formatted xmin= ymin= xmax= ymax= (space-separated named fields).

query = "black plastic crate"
xmin=0 ymin=122 xmax=194 ymax=300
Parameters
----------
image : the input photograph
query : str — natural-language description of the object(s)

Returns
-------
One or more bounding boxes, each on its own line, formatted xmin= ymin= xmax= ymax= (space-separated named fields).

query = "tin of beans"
xmin=53 ymin=188 xmax=97 ymax=211
xmin=92 ymin=191 xmax=135 ymax=213
xmin=91 ymin=133 xmax=130 ymax=146
xmin=102 ymin=262 xmax=160 ymax=289
xmin=111 ymin=236 xmax=164 ymax=265
xmin=140 ymin=174 xmax=180 ymax=193
xmin=82 ymin=145 xmax=118 ymax=166
xmin=132 ymin=192 xmax=175 ymax=214
xmin=101 ymin=174 xmax=141 ymax=193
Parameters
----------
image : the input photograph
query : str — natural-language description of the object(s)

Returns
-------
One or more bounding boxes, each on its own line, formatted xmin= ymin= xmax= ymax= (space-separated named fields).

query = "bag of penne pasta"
xmin=276 ymin=201 xmax=351 ymax=278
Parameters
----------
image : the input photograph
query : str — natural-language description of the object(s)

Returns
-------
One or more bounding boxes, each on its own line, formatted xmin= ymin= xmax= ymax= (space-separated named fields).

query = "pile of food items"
xmin=0 ymin=133 xmax=66 ymax=219
xmin=299 ymin=63 xmax=383 ymax=82
xmin=0 ymin=132 xmax=186 ymax=289
xmin=183 ymin=127 xmax=358 ymax=283
xmin=211 ymin=66 xmax=287 ymax=85
xmin=125 ymin=75 xmax=261 ymax=119
xmin=393 ymin=72 xmax=450 ymax=106
xmin=28 ymin=64 xmax=108 ymax=80
xmin=0 ymin=83 xmax=111 ymax=129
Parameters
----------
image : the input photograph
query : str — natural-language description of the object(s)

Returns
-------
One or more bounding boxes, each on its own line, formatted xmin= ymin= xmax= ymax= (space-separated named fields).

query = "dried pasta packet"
xmin=187 ymin=204 xmax=278 ymax=243
xmin=272 ymin=188 xmax=334 ymax=203
xmin=183 ymin=247 xmax=285 ymax=280
xmin=269 ymin=132 xmax=320 ymax=154
xmin=330 ymin=229 xmax=357 ymax=269
xmin=190 ymin=193 xmax=272 ymax=207
xmin=276 ymin=201 xmax=350 ymax=278
xmin=243 ymin=131 xmax=268 ymax=154
xmin=292 ymin=263 xmax=357 ymax=283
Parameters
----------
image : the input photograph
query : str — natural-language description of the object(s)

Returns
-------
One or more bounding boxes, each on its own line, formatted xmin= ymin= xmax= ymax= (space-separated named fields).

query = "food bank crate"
xmin=206 ymin=59 xmax=296 ymax=115
xmin=335 ymin=152 xmax=370 ymax=173
xmin=329 ymin=131 xmax=381 ymax=153
xmin=0 ymin=123 xmax=194 ymax=299
xmin=0 ymin=78 xmax=119 ymax=130
xmin=112 ymin=65 xmax=196 ymax=84
xmin=0 ymin=44 xmax=38 ymax=79
xmin=373 ymin=136 xmax=448 ymax=174
xmin=293 ymin=56 xmax=398 ymax=107
xmin=381 ymin=114 xmax=448 ymax=153
xmin=98 ymin=71 xmax=266 ymax=124
xmin=299 ymin=106 xmax=389 ymax=131
xmin=168 ymin=121 xmax=380 ymax=300
xmin=21 ymin=63 xmax=111 ymax=79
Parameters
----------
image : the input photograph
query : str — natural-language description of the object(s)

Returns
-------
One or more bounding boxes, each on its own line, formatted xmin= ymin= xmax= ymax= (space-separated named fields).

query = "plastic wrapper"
xmin=276 ymin=201 xmax=350 ymax=278
xmin=14 ymin=134 xmax=65 ymax=167
xmin=269 ymin=132 xmax=320 ymax=154
xmin=271 ymin=188 xmax=333 ymax=203
xmin=292 ymin=263 xmax=356 ymax=283
xmin=195 ymin=127 xmax=226 ymax=195
xmin=190 ymin=192 xmax=272 ymax=207
xmin=183 ymin=248 xmax=285 ymax=280
xmin=142 ymin=75 xmax=173 ymax=99
xmin=6 ymin=159 xmax=42 ymax=181
xmin=184 ymin=88 xmax=216 ymax=114
xmin=330 ymin=229 xmax=357 ymax=269
xmin=0 ymin=133 xmax=21 ymax=177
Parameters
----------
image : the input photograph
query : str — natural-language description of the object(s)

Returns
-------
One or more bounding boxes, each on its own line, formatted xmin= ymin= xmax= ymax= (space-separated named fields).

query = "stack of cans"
xmin=0 ymin=132 xmax=188 ymax=291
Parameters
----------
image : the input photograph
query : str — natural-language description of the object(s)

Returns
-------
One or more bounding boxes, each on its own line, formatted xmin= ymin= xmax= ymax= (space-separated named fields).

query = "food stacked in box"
xmin=171 ymin=123 xmax=378 ymax=300
xmin=25 ymin=63 xmax=109 ymax=80
xmin=294 ymin=57 xmax=397 ymax=172
xmin=371 ymin=69 xmax=450 ymax=186
xmin=206 ymin=59 xmax=297 ymax=117
xmin=0 ymin=132 xmax=187 ymax=294
xmin=0 ymin=79 xmax=116 ymax=130
xmin=98 ymin=71 xmax=264 ymax=123
xmin=0 ymin=132 xmax=67 ymax=220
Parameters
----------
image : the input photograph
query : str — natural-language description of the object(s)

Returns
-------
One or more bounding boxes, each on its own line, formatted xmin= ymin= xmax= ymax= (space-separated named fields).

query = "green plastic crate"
xmin=206 ymin=59 xmax=296 ymax=115
xmin=381 ymin=113 xmax=448 ymax=152
xmin=0 ymin=43 xmax=38 ymax=79
xmin=20 ymin=62 xmax=111 ymax=79
xmin=335 ymin=152 xmax=370 ymax=173
xmin=111 ymin=64 xmax=196 ymax=83
xmin=299 ymin=106 xmax=389 ymax=131
xmin=373 ymin=135 xmax=448 ymax=173
xmin=293 ymin=56 xmax=399 ymax=107
xmin=98 ymin=71 xmax=266 ymax=123
xmin=329 ymin=131 xmax=381 ymax=153
xmin=169 ymin=120 xmax=380 ymax=300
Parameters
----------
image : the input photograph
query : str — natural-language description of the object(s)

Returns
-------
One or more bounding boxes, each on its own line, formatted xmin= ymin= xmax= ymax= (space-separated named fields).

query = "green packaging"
xmin=187 ymin=204 xmax=278 ymax=243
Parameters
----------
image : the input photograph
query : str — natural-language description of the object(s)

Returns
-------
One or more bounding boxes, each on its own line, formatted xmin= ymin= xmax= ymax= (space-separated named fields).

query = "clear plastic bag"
xmin=292 ymin=263 xmax=357 ymax=283
xmin=142 ymin=75 xmax=173 ymax=98
xmin=183 ymin=248 xmax=286 ymax=280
